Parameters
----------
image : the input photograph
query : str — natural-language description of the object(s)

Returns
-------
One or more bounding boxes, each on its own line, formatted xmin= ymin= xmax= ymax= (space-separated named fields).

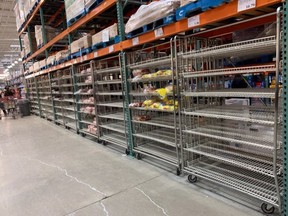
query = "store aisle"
xmin=0 ymin=116 xmax=263 ymax=216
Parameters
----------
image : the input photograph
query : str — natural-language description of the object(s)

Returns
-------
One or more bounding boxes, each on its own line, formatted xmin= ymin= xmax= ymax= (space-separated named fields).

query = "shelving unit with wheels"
xmin=92 ymin=55 xmax=126 ymax=150
xmin=73 ymin=63 xmax=97 ymax=138
xmin=176 ymin=9 xmax=283 ymax=213
xmin=126 ymin=42 xmax=181 ymax=174
xmin=37 ymin=74 xmax=54 ymax=121
xmin=58 ymin=68 xmax=77 ymax=131
xmin=50 ymin=70 xmax=64 ymax=126
xmin=26 ymin=76 xmax=40 ymax=116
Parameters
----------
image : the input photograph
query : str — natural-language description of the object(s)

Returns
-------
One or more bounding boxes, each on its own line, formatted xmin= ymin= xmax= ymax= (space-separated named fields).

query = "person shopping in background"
xmin=0 ymin=90 xmax=7 ymax=116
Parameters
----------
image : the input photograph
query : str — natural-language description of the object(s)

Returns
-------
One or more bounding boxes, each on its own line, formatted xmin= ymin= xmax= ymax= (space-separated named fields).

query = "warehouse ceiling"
xmin=0 ymin=0 xmax=21 ymax=80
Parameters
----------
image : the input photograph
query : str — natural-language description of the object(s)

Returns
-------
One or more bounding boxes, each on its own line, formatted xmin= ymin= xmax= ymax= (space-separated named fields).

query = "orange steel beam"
xmin=19 ymin=0 xmax=46 ymax=35
xmin=47 ymin=4 xmax=65 ymax=25
xmin=25 ymin=0 xmax=281 ymax=78
xmin=121 ymin=0 xmax=281 ymax=49
xmin=24 ymin=0 xmax=117 ymax=63
xmin=192 ymin=13 xmax=276 ymax=38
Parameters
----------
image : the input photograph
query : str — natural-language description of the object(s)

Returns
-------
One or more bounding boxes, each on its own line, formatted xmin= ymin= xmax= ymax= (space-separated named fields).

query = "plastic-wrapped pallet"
xmin=92 ymin=23 xmax=118 ymax=44
xmin=39 ymin=59 xmax=47 ymax=69
xmin=125 ymin=0 xmax=180 ymax=34
xmin=180 ymin=0 xmax=196 ymax=6
xmin=14 ymin=1 xmax=25 ymax=31
xmin=29 ymin=65 xmax=34 ymax=73
xmin=55 ymin=50 xmax=70 ymax=62
xmin=64 ymin=0 xmax=85 ymax=23
xmin=34 ymin=25 xmax=59 ymax=47
xmin=70 ymin=35 xmax=92 ymax=53
xmin=33 ymin=62 xmax=40 ymax=72
xmin=23 ymin=33 xmax=37 ymax=55
xmin=47 ymin=55 xmax=56 ymax=66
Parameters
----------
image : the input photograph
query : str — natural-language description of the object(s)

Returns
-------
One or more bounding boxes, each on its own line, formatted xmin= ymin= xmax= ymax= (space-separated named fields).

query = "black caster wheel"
xmin=77 ymin=131 xmax=80 ymax=134
xmin=102 ymin=141 xmax=107 ymax=146
xmin=136 ymin=153 xmax=142 ymax=160
xmin=125 ymin=149 xmax=130 ymax=155
xmin=261 ymin=203 xmax=275 ymax=214
xmin=188 ymin=174 xmax=197 ymax=183
xmin=81 ymin=133 xmax=86 ymax=137
xmin=176 ymin=168 xmax=181 ymax=176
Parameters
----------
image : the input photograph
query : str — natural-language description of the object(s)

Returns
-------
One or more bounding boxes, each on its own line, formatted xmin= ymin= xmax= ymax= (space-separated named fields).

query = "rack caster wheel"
xmin=136 ymin=153 xmax=142 ymax=160
xmin=261 ymin=203 xmax=275 ymax=214
xmin=176 ymin=168 xmax=181 ymax=176
xmin=125 ymin=149 xmax=130 ymax=155
xmin=81 ymin=133 xmax=86 ymax=137
xmin=188 ymin=174 xmax=197 ymax=183
xmin=102 ymin=141 xmax=107 ymax=146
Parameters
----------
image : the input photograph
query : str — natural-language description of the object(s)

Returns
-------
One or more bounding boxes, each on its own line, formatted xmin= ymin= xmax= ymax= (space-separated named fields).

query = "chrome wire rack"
xmin=92 ymin=55 xmax=127 ymax=149
xmin=175 ymin=9 xmax=283 ymax=212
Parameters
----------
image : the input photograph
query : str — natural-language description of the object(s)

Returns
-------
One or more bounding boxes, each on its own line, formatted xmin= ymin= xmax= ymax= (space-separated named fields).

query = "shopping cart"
xmin=1 ymin=97 xmax=18 ymax=119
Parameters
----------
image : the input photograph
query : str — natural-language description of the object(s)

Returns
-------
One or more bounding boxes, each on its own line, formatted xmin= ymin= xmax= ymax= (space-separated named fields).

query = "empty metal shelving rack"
xmin=73 ymin=63 xmax=97 ymax=138
xmin=175 ymin=8 xmax=283 ymax=214
xmin=92 ymin=56 xmax=127 ymax=150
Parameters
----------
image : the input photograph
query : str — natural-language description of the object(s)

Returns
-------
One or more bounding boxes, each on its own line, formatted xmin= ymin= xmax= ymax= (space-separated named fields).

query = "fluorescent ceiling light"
xmin=18 ymin=58 xmax=22 ymax=61
xmin=12 ymin=63 xmax=15 ymax=66
xmin=10 ymin=45 xmax=20 ymax=48
xmin=14 ymin=61 xmax=18 ymax=64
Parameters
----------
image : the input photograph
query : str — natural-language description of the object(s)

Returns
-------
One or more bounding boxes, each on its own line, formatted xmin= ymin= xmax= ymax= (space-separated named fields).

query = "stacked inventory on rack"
xmin=93 ymin=56 xmax=127 ymax=149
xmin=17 ymin=0 xmax=288 ymax=214
xmin=126 ymin=43 xmax=181 ymax=173
xmin=37 ymin=74 xmax=53 ymax=121
xmin=74 ymin=63 xmax=97 ymax=138
xmin=26 ymin=76 xmax=39 ymax=115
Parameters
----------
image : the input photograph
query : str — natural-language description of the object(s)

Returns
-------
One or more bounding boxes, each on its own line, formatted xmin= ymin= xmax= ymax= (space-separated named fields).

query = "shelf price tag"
xmin=237 ymin=0 xmax=256 ymax=12
xmin=188 ymin=15 xmax=200 ymax=28
xmin=94 ymin=52 xmax=98 ymax=58
xmin=109 ymin=45 xmax=114 ymax=53
xmin=132 ymin=37 xmax=139 ymax=46
xmin=154 ymin=28 xmax=164 ymax=38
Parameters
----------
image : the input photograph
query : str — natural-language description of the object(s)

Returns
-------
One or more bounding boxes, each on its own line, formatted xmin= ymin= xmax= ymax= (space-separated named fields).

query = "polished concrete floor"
xmin=0 ymin=116 xmax=265 ymax=216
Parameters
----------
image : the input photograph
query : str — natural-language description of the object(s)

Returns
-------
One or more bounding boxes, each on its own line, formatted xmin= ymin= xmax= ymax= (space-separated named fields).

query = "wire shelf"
xmin=65 ymin=115 xmax=76 ymax=120
xmin=181 ymin=36 xmax=276 ymax=59
xmin=184 ymin=143 xmax=282 ymax=176
xmin=77 ymin=101 xmax=95 ymax=105
xmin=61 ymin=92 xmax=74 ymax=95
xmin=100 ymin=133 xmax=127 ymax=147
xmin=95 ymin=66 xmax=120 ymax=74
xmin=96 ymin=91 xmax=123 ymax=96
xmin=134 ymin=128 xmax=177 ymax=147
xmin=129 ymin=56 xmax=171 ymax=69
xmin=129 ymin=75 xmax=173 ymax=83
xmin=130 ymin=107 xmax=175 ymax=113
xmin=62 ymin=106 xmax=75 ymax=111
xmin=79 ymin=129 xmax=98 ymax=138
xmin=80 ymin=120 xmax=96 ymax=126
xmin=77 ymin=82 xmax=93 ymax=87
xmin=96 ymin=79 xmax=122 ymax=85
xmin=183 ymin=88 xmax=276 ymax=98
xmin=182 ymin=65 xmax=276 ymax=78
xmin=97 ymin=102 xmax=124 ymax=108
xmin=133 ymin=115 xmax=176 ymax=129
xmin=62 ymin=99 xmax=74 ymax=103
xmin=134 ymin=143 xmax=178 ymax=165
xmin=98 ymin=112 xmax=124 ymax=120
xmin=183 ymin=106 xmax=275 ymax=125
xmin=184 ymin=159 xmax=282 ymax=206
xmin=100 ymin=122 xmax=126 ymax=134
xmin=183 ymin=126 xmax=275 ymax=151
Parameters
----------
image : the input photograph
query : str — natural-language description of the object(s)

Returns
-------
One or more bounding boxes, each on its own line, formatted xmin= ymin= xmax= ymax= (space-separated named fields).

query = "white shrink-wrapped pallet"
xmin=65 ymin=0 xmax=85 ymax=22
xmin=33 ymin=62 xmax=40 ymax=72
xmin=14 ymin=1 xmax=25 ymax=31
xmin=125 ymin=0 xmax=180 ymax=33
xmin=70 ymin=35 xmax=92 ymax=53
xmin=55 ymin=50 xmax=70 ymax=62
xmin=23 ymin=33 xmax=37 ymax=55
xmin=47 ymin=55 xmax=56 ymax=66
xmin=92 ymin=23 xmax=118 ymax=45
xmin=34 ymin=25 xmax=59 ymax=47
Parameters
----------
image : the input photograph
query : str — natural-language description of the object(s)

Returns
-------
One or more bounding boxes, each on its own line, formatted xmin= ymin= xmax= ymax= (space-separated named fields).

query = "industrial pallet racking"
xmin=18 ymin=0 xmax=288 ymax=214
